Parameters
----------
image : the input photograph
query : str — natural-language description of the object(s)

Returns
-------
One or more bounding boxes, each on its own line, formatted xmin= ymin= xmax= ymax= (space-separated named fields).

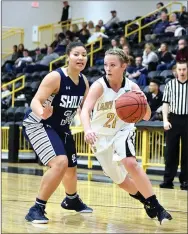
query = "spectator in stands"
xmin=17 ymin=43 xmax=24 ymax=57
xmin=127 ymin=56 xmax=148 ymax=86
xmin=88 ymin=21 xmax=95 ymax=35
xmin=54 ymin=32 xmax=66 ymax=54
xmin=34 ymin=48 xmax=44 ymax=62
xmin=24 ymin=46 xmax=59 ymax=72
xmin=179 ymin=6 xmax=188 ymax=28
xmin=1 ymin=84 xmax=11 ymax=99
xmin=105 ymin=10 xmax=120 ymax=29
xmin=126 ymin=56 xmax=135 ymax=74
xmin=98 ymin=20 xmax=105 ymax=32
xmin=14 ymin=49 xmax=33 ymax=73
xmin=142 ymin=43 xmax=158 ymax=71
xmin=176 ymin=38 xmax=188 ymax=62
xmin=79 ymin=29 xmax=90 ymax=44
xmin=111 ymin=38 xmax=119 ymax=49
xmin=145 ymin=12 xmax=169 ymax=41
xmin=164 ymin=13 xmax=180 ymax=36
xmin=2 ymin=45 xmax=19 ymax=72
xmin=71 ymin=24 xmax=79 ymax=37
xmin=87 ymin=25 xmax=108 ymax=43
xmin=122 ymin=45 xmax=133 ymax=57
xmin=144 ymin=2 xmax=168 ymax=24
xmin=59 ymin=1 xmax=71 ymax=31
xmin=145 ymin=79 xmax=163 ymax=121
xmin=156 ymin=2 xmax=168 ymax=15
xmin=50 ymin=33 xmax=60 ymax=49
xmin=156 ymin=43 xmax=173 ymax=71
xmin=119 ymin=36 xmax=129 ymax=49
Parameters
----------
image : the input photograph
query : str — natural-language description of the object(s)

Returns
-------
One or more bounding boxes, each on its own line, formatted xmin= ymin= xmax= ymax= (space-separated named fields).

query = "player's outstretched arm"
xmin=30 ymin=71 xmax=60 ymax=119
xmin=131 ymin=82 xmax=151 ymax=121
xmin=80 ymin=81 xmax=103 ymax=144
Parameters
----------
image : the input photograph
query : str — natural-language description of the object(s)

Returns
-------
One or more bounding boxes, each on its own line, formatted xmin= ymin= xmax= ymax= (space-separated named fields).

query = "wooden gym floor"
xmin=2 ymin=163 xmax=187 ymax=233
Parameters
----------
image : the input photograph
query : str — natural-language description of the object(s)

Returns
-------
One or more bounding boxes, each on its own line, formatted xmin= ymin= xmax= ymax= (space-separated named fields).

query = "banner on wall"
xmin=31 ymin=2 xmax=39 ymax=8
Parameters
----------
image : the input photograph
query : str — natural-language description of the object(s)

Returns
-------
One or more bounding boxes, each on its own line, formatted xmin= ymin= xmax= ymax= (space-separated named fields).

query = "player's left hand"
xmin=84 ymin=129 xmax=97 ymax=145
xmin=41 ymin=103 xmax=53 ymax=120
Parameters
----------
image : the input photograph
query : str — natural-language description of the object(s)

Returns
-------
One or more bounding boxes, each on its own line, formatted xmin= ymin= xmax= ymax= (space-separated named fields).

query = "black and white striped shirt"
xmin=163 ymin=78 xmax=188 ymax=115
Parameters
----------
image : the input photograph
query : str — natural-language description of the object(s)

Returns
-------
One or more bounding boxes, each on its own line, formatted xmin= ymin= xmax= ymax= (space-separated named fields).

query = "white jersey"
xmin=91 ymin=76 xmax=135 ymax=136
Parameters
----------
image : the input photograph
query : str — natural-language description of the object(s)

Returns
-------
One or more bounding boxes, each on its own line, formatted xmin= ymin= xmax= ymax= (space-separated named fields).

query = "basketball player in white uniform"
xmin=80 ymin=48 xmax=172 ymax=225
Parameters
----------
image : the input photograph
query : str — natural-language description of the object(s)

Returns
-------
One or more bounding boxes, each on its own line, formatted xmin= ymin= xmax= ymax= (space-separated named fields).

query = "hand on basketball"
xmin=163 ymin=121 xmax=172 ymax=130
xmin=41 ymin=103 xmax=53 ymax=120
xmin=84 ymin=129 xmax=97 ymax=145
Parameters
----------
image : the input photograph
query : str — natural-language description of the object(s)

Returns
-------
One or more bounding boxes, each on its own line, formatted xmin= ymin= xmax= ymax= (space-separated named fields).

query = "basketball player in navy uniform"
xmin=23 ymin=42 xmax=92 ymax=224
xmin=81 ymin=48 xmax=172 ymax=225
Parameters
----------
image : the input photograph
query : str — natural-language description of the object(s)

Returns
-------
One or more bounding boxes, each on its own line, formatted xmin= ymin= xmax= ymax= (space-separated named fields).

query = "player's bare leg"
xmin=61 ymin=167 xmax=93 ymax=213
xmin=121 ymin=157 xmax=172 ymax=225
xmin=25 ymin=155 xmax=68 ymax=223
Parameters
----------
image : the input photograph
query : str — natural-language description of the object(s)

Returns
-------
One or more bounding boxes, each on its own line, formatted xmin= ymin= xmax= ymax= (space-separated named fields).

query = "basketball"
xmin=115 ymin=91 xmax=147 ymax=123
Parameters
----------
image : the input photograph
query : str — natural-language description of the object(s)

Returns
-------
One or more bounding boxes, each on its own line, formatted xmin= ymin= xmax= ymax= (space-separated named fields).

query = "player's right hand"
xmin=163 ymin=121 xmax=172 ymax=130
xmin=41 ymin=103 xmax=53 ymax=120
xmin=84 ymin=129 xmax=97 ymax=145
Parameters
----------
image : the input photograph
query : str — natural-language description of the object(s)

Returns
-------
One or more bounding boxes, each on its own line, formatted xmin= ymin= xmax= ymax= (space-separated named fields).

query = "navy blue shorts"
xmin=23 ymin=112 xmax=77 ymax=167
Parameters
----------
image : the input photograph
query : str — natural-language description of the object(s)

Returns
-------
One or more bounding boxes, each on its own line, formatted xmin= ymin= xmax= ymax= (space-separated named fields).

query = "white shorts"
xmin=92 ymin=129 xmax=136 ymax=184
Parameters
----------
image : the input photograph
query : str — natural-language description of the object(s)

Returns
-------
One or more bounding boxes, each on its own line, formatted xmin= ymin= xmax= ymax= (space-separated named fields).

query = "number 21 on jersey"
xmin=103 ymin=113 xmax=117 ymax=128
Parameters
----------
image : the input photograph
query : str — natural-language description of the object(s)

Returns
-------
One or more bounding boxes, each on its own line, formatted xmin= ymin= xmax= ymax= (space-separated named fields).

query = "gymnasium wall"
xmin=2 ymin=1 xmax=187 ymax=49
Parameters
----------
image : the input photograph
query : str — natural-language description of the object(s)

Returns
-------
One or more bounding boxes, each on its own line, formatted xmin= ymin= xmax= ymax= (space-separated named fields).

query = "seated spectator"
xmin=105 ymin=10 xmax=120 ymax=29
xmin=50 ymin=33 xmax=60 ymax=48
xmin=122 ymin=45 xmax=133 ymax=57
xmin=79 ymin=29 xmax=90 ymax=44
xmin=33 ymin=48 xmax=44 ymax=62
xmin=145 ymin=79 xmax=163 ymax=121
xmin=2 ymin=45 xmax=19 ymax=72
xmin=2 ymin=84 xmax=11 ymax=98
xmin=88 ymin=21 xmax=95 ymax=35
xmin=87 ymin=25 xmax=108 ymax=43
xmin=142 ymin=43 xmax=158 ymax=71
xmin=111 ymin=38 xmax=119 ymax=49
xmin=24 ymin=46 xmax=59 ymax=73
xmin=71 ymin=24 xmax=79 ymax=36
xmin=179 ymin=6 xmax=188 ymax=28
xmin=126 ymin=56 xmax=135 ymax=74
xmin=145 ymin=11 xmax=169 ymax=41
xmin=54 ymin=32 xmax=66 ymax=54
xmin=98 ymin=19 xmax=105 ymax=32
xmin=17 ymin=43 xmax=25 ymax=58
xmin=127 ymin=56 xmax=148 ymax=86
xmin=165 ymin=13 xmax=180 ymax=36
xmin=119 ymin=36 xmax=129 ymax=49
xmin=176 ymin=38 xmax=188 ymax=62
xmin=12 ymin=49 xmax=33 ymax=73
xmin=156 ymin=43 xmax=173 ymax=71
xmin=145 ymin=2 xmax=168 ymax=24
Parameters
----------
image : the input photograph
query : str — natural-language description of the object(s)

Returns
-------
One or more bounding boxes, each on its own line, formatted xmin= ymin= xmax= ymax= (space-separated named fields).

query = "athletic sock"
xmin=129 ymin=191 xmax=146 ymax=204
xmin=66 ymin=192 xmax=78 ymax=200
xmin=35 ymin=197 xmax=47 ymax=208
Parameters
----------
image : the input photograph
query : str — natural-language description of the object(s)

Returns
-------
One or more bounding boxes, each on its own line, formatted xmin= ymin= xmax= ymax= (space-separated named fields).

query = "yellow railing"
xmin=2 ymin=27 xmax=24 ymax=60
xmin=36 ymin=18 xmax=84 ymax=47
xmin=2 ymin=75 xmax=25 ymax=107
xmin=125 ymin=1 xmax=183 ymax=43
xmin=49 ymin=37 xmax=103 ymax=71
xmin=2 ymin=126 xmax=181 ymax=170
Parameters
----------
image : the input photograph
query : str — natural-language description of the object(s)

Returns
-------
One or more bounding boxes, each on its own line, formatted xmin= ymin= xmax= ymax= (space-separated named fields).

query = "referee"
xmin=160 ymin=61 xmax=188 ymax=190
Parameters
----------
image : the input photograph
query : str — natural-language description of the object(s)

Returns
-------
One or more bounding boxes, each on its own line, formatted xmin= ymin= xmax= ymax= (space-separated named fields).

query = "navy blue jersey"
xmin=24 ymin=68 xmax=86 ymax=133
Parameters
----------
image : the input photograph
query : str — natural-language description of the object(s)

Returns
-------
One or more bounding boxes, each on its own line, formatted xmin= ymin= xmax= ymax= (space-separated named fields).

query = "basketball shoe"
xmin=25 ymin=204 xmax=49 ymax=224
xmin=61 ymin=195 xmax=93 ymax=213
